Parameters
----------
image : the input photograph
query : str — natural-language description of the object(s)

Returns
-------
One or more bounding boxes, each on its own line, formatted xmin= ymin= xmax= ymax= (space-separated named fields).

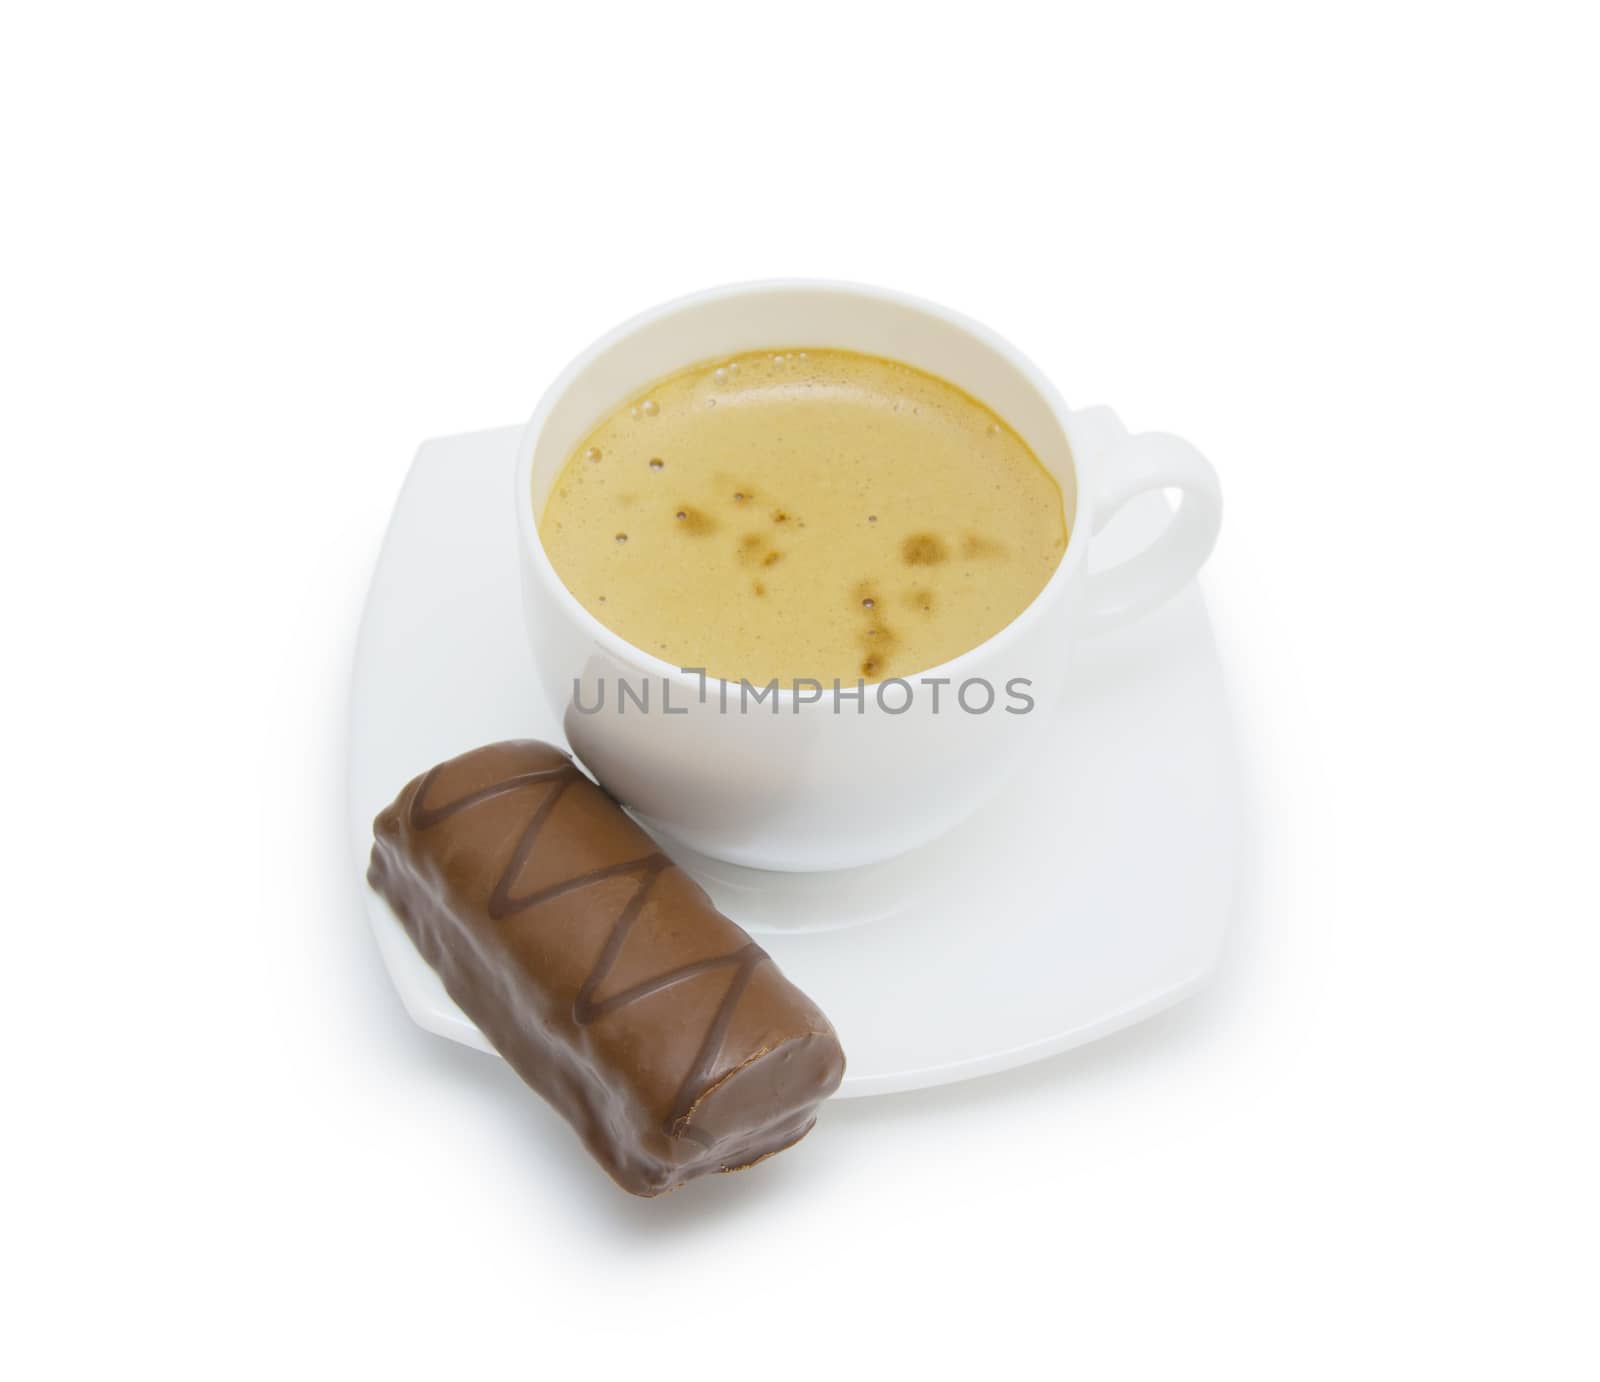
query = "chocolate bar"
xmin=368 ymin=740 xmax=845 ymax=1195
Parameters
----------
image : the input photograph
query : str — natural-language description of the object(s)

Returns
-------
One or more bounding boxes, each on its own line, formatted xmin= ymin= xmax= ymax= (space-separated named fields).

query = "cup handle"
xmin=1073 ymin=405 xmax=1223 ymax=634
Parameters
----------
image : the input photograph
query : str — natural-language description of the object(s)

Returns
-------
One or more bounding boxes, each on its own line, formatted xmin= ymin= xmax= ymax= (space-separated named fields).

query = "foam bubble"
xmin=641 ymin=399 xmax=659 ymax=417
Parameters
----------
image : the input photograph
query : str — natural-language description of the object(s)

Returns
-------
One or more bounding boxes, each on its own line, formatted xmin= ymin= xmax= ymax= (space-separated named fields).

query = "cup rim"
xmin=514 ymin=277 xmax=1092 ymax=701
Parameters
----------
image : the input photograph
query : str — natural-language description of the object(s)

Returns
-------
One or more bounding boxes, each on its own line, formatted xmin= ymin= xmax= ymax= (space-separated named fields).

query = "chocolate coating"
xmin=367 ymin=740 xmax=845 ymax=1195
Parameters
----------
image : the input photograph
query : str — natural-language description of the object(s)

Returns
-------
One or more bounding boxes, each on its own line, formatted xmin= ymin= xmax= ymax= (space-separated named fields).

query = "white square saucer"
xmin=349 ymin=427 xmax=1241 ymax=1097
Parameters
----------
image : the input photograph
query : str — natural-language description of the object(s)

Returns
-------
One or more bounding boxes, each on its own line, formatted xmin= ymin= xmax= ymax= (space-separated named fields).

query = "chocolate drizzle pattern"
xmin=406 ymin=758 xmax=771 ymax=1143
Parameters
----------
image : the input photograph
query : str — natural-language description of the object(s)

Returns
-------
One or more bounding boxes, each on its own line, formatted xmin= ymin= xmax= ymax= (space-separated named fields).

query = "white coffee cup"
xmin=514 ymin=280 xmax=1221 ymax=871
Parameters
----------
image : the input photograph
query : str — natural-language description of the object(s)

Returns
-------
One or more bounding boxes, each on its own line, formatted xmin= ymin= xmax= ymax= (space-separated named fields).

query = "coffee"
xmin=539 ymin=348 xmax=1067 ymax=684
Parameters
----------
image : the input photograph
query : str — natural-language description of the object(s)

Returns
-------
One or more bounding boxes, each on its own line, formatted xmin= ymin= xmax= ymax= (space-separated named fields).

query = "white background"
xmin=4 ymin=2 xmax=1596 ymax=1377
